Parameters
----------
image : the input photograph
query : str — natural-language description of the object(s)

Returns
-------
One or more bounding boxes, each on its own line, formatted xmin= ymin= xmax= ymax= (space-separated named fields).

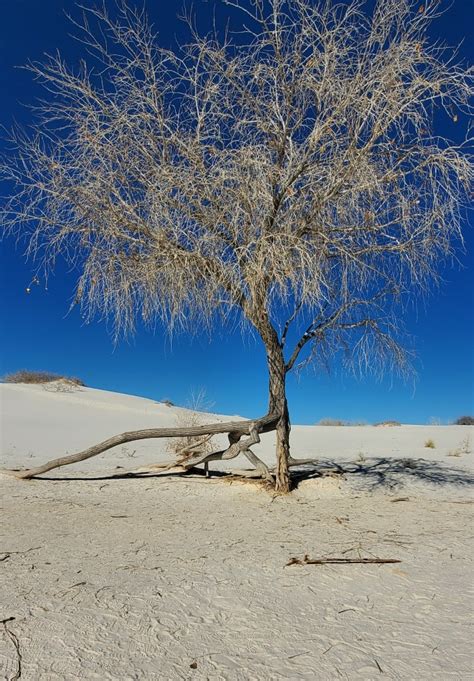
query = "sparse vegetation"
xmin=373 ymin=421 xmax=401 ymax=427
xmin=121 ymin=447 xmax=137 ymax=458
xmin=424 ymin=439 xmax=436 ymax=449
xmin=42 ymin=380 xmax=83 ymax=394
xmin=161 ymin=399 xmax=175 ymax=408
xmin=447 ymin=449 xmax=461 ymax=458
xmin=454 ymin=416 xmax=474 ymax=426
xmin=448 ymin=436 xmax=472 ymax=457
xmin=166 ymin=390 xmax=217 ymax=462
xmin=318 ymin=418 xmax=368 ymax=426
xmin=2 ymin=370 xmax=85 ymax=386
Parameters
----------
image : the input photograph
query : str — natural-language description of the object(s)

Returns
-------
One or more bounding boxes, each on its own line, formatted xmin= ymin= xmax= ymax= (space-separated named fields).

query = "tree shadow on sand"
xmin=290 ymin=457 xmax=474 ymax=492
xmin=10 ymin=456 xmax=474 ymax=492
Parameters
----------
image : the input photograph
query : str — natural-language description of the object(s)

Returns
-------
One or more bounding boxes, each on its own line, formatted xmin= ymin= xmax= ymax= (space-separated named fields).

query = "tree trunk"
xmin=267 ymin=342 xmax=291 ymax=493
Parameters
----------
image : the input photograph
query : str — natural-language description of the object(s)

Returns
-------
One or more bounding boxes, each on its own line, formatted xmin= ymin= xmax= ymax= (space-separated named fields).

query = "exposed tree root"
xmin=287 ymin=456 xmax=320 ymax=467
xmin=242 ymin=449 xmax=274 ymax=483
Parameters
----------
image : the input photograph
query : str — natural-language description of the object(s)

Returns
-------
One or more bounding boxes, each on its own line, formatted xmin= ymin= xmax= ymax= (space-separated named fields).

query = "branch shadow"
xmin=25 ymin=467 xmax=231 ymax=482
xmin=290 ymin=457 xmax=474 ymax=491
xmin=7 ymin=457 xmax=473 ymax=492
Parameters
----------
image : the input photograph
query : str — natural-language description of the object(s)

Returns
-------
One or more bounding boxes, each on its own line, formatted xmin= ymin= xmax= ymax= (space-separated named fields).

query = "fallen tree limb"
xmin=286 ymin=555 xmax=401 ymax=566
xmin=2 ymin=413 xmax=278 ymax=480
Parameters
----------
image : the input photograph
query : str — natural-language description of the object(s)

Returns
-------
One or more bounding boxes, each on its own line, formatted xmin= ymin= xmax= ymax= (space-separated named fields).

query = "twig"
xmin=288 ymin=651 xmax=310 ymax=660
xmin=0 ymin=547 xmax=41 ymax=564
xmin=56 ymin=581 xmax=87 ymax=598
xmin=286 ymin=555 xmax=401 ymax=566
xmin=1 ymin=617 xmax=22 ymax=680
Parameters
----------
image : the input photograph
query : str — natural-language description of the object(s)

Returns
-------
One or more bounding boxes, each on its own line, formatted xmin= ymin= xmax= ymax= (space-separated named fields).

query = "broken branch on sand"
xmin=286 ymin=555 xmax=401 ymax=566
xmin=1 ymin=617 xmax=22 ymax=681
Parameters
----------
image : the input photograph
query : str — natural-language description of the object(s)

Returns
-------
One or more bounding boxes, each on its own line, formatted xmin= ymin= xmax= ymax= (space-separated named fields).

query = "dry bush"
xmin=166 ymin=389 xmax=217 ymax=462
xmin=3 ymin=370 xmax=85 ymax=386
xmin=42 ymin=379 xmax=84 ymax=393
xmin=424 ymin=439 xmax=436 ymax=449
xmin=454 ymin=416 xmax=474 ymax=426
xmin=318 ymin=418 xmax=346 ymax=426
xmin=318 ymin=418 xmax=368 ymax=426
xmin=448 ymin=436 xmax=472 ymax=457
xmin=373 ymin=420 xmax=401 ymax=427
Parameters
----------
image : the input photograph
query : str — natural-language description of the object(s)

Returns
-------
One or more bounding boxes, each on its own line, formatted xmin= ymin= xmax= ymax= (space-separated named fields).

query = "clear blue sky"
xmin=0 ymin=0 xmax=473 ymax=425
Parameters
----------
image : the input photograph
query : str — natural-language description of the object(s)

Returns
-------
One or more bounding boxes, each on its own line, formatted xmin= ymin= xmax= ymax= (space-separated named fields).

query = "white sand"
xmin=1 ymin=383 xmax=473 ymax=680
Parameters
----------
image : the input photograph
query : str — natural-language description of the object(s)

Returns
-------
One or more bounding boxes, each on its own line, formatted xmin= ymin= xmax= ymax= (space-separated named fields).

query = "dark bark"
xmin=266 ymin=341 xmax=291 ymax=493
xmin=245 ymin=300 xmax=292 ymax=493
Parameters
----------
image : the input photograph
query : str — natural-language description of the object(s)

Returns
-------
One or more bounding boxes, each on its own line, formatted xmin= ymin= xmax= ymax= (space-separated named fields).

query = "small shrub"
xmin=167 ymin=389 xmax=216 ymax=461
xmin=43 ymin=380 xmax=81 ymax=393
xmin=186 ymin=387 xmax=215 ymax=413
xmin=161 ymin=399 xmax=175 ymax=407
xmin=373 ymin=420 xmax=401 ymax=427
xmin=318 ymin=418 xmax=346 ymax=426
xmin=120 ymin=446 xmax=136 ymax=458
xmin=2 ymin=370 xmax=85 ymax=386
xmin=448 ymin=436 xmax=471 ymax=457
xmin=317 ymin=418 xmax=368 ymax=426
xmin=424 ymin=439 xmax=436 ymax=449
xmin=454 ymin=416 xmax=474 ymax=426
xmin=447 ymin=449 xmax=461 ymax=457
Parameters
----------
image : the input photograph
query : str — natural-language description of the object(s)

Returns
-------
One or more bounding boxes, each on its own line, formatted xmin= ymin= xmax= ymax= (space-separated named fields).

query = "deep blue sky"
xmin=0 ymin=0 xmax=473 ymax=424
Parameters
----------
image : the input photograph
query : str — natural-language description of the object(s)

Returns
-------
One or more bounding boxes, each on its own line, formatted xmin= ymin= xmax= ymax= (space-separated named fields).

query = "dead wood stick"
xmin=1 ymin=617 xmax=22 ymax=680
xmin=286 ymin=555 xmax=401 ymax=566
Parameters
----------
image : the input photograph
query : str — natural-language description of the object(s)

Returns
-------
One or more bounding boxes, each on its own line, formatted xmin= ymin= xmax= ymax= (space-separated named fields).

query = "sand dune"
xmin=1 ymin=384 xmax=473 ymax=679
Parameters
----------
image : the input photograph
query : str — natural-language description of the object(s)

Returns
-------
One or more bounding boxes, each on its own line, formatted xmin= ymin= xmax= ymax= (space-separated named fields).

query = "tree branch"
xmin=2 ymin=414 xmax=278 ymax=480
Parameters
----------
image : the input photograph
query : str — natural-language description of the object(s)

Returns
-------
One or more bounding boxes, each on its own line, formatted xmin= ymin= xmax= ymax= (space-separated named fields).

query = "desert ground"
xmin=0 ymin=383 xmax=473 ymax=680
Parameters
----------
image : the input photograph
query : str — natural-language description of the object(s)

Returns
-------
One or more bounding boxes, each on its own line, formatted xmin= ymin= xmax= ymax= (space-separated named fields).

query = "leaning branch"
xmin=2 ymin=413 xmax=278 ymax=480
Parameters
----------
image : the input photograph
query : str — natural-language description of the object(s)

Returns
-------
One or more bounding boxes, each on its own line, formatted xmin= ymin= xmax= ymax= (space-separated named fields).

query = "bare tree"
xmin=1 ymin=0 xmax=472 ymax=492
